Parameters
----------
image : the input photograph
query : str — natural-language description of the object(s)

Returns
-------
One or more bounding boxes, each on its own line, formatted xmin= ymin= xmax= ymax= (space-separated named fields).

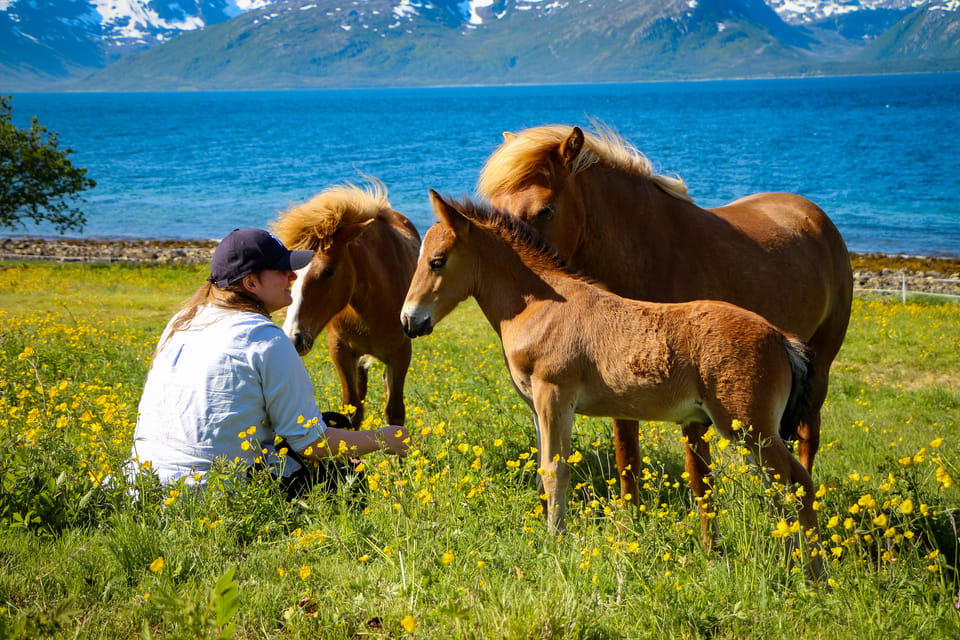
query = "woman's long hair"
xmin=157 ymin=278 xmax=269 ymax=353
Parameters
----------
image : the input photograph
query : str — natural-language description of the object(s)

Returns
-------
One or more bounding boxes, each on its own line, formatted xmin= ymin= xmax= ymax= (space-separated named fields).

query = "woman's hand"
xmin=377 ymin=425 xmax=410 ymax=457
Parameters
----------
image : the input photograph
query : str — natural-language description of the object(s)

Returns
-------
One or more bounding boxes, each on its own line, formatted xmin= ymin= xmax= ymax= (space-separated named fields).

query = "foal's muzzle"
xmin=400 ymin=312 xmax=433 ymax=338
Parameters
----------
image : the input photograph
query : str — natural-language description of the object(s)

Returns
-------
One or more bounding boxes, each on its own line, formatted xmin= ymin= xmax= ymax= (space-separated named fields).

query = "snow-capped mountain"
xmin=1 ymin=0 xmax=271 ymax=54
xmin=1 ymin=0 xmax=958 ymax=90
xmin=767 ymin=0 xmax=928 ymax=24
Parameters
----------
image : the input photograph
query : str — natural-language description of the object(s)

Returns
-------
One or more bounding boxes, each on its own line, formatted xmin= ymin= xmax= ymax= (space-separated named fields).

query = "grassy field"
xmin=1 ymin=261 xmax=958 ymax=639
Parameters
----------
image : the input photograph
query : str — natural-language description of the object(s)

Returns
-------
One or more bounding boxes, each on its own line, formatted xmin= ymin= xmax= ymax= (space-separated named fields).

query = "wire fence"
xmin=855 ymin=273 xmax=960 ymax=303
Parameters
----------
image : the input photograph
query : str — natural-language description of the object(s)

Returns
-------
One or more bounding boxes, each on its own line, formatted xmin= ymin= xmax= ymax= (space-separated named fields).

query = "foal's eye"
xmin=429 ymin=256 xmax=447 ymax=270
xmin=321 ymin=266 xmax=337 ymax=278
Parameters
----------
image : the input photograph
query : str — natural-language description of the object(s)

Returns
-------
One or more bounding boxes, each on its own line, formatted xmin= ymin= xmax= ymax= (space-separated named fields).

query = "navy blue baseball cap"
xmin=209 ymin=228 xmax=313 ymax=288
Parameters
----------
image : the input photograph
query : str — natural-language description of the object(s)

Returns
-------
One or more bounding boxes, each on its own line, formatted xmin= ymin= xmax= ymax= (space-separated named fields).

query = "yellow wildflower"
xmin=936 ymin=467 xmax=953 ymax=488
xmin=772 ymin=519 xmax=800 ymax=539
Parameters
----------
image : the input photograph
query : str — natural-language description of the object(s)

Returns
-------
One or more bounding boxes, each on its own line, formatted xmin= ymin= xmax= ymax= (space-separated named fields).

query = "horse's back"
xmin=552 ymin=291 xmax=796 ymax=425
xmin=711 ymin=192 xmax=842 ymax=249
xmin=705 ymin=191 xmax=852 ymax=334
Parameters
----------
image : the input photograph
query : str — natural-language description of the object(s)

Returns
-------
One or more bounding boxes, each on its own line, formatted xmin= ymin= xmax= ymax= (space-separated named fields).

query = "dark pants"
xmin=277 ymin=412 xmax=368 ymax=504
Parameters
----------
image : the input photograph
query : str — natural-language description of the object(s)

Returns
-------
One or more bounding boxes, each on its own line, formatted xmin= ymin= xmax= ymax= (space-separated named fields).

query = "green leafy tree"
xmin=0 ymin=95 xmax=96 ymax=234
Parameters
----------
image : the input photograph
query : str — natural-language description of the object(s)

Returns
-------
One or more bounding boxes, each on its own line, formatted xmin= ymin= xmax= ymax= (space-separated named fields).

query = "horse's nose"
xmin=291 ymin=331 xmax=313 ymax=355
xmin=400 ymin=311 xmax=432 ymax=338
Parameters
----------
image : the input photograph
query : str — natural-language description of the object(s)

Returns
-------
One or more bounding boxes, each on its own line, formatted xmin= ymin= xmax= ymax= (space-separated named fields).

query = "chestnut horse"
xmin=271 ymin=181 xmax=421 ymax=428
xmin=401 ymin=192 xmax=825 ymax=579
xmin=477 ymin=124 xmax=853 ymax=502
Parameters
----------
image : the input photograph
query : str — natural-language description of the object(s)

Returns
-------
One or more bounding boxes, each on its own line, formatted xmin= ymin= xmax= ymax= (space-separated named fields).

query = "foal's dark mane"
xmin=453 ymin=198 xmax=589 ymax=281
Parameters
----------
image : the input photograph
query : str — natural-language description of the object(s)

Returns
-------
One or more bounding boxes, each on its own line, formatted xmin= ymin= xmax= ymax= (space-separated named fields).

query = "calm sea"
xmin=9 ymin=74 xmax=960 ymax=256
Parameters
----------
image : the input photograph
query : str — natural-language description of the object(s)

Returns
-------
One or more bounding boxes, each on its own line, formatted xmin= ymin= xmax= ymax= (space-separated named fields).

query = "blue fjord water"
xmin=9 ymin=74 xmax=960 ymax=256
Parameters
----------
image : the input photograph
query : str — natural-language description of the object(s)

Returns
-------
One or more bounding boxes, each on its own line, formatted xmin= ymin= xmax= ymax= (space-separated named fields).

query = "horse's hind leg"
xmin=329 ymin=335 xmax=364 ymax=429
xmin=797 ymin=290 xmax=851 ymax=473
xmin=357 ymin=356 xmax=370 ymax=406
xmin=795 ymin=413 xmax=820 ymax=474
xmin=753 ymin=431 xmax=827 ymax=582
xmin=612 ymin=418 xmax=641 ymax=508
xmin=382 ymin=341 xmax=412 ymax=426
xmin=682 ymin=421 xmax=719 ymax=551
xmin=795 ymin=362 xmax=827 ymax=473
xmin=797 ymin=358 xmax=833 ymax=474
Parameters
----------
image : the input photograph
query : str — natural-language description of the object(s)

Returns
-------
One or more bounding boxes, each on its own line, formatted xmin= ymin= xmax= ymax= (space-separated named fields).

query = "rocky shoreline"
xmin=0 ymin=236 xmax=218 ymax=266
xmin=1 ymin=236 xmax=959 ymax=298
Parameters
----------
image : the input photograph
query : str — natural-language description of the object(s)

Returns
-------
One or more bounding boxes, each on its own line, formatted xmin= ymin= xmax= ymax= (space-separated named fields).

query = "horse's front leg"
xmin=382 ymin=340 xmax=412 ymax=426
xmin=533 ymin=383 xmax=576 ymax=534
xmin=328 ymin=334 xmax=363 ymax=429
xmin=612 ymin=418 xmax=641 ymax=507
xmin=681 ymin=421 xmax=719 ymax=551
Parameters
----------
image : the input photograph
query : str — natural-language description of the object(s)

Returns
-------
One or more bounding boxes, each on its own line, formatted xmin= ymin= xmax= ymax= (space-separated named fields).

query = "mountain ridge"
xmin=1 ymin=0 xmax=958 ymax=90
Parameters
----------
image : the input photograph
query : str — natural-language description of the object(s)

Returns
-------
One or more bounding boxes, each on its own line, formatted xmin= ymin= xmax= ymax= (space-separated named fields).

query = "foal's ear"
xmin=333 ymin=218 xmax=375 ymax=246
xmin=428 ymin=189 xmax=469 ymax=236
xmin=558 ymin=126 xmax=585 ymax=167
xmin=502 ymin=131 xmax=517 ymax=142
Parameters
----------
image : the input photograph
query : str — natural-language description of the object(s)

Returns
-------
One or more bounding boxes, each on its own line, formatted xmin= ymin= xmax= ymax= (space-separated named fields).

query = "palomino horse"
xmin=402 ymin=192 xmax=826 ymax=580
xmin=477 ymin=124 xmax=853 ymax=502
xmin=271 ymin=181 xmax=421 ymax=428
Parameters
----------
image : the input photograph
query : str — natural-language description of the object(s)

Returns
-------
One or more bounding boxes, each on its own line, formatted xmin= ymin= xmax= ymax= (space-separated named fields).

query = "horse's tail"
xmin=780 ymin=334 xmax=814 ymax=443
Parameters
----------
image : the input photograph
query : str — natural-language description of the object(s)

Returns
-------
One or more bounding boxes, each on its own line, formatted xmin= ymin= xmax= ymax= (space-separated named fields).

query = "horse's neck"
xmin=348 ymin=225 xmax=414 ymax=312
xmin=472 ymin=236 xmax=566 ymax=330
xmin=574 ymin=169 xmax=710 ymax=295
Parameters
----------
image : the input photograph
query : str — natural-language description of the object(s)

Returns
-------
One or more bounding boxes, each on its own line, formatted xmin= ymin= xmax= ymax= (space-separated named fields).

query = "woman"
xmin=129 ymin=227 xmax=408 ymax=493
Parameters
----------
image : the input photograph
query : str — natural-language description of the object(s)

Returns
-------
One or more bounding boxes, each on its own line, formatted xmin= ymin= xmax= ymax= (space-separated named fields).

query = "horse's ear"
xmin=502 ymin=131 xmax=517 ymax=142
xmin=334 ymin=218 xmax=375 ymax=246
xmin=428 ymin=189 xmax=469 ymax=236
xmin=558 ymin=126 xmax=585 ymax=167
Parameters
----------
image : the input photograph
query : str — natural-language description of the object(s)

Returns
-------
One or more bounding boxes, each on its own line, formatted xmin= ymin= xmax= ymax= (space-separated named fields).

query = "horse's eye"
xmin=321 ymin=266 xmax=337 ymax=278
xmin=534 ymin=204 xmax=555 ymax=221
xmin=429 ymin=256 xmax=446 ymax=270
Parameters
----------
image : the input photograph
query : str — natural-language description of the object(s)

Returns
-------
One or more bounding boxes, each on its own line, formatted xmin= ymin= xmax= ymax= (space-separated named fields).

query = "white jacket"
xmin=130 ymin=304 xmax=326 ymax=484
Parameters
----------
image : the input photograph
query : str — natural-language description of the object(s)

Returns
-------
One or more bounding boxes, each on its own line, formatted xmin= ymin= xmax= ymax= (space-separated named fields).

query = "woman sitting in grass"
xmin=127 ymin=228 xmax=408 ymax=497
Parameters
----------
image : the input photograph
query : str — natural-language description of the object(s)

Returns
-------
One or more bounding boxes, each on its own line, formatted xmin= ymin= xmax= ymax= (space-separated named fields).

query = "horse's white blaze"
xmin=282 ymin=265 xmax=310 ymax=340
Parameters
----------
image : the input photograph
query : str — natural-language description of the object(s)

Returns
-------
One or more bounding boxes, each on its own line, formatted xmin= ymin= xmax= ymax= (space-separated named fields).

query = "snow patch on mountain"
xmin=930 ymin=0 xmax=960 ymax=10
xmin=93 ymin=0 xmax=202 ymax=43
xmin=465 ymin=0 xmax=494 ymax=25
xmin=768 ymin=0 xmax=928 ymax=24
xmin=225 ymin=0 xmax=276 ymax=18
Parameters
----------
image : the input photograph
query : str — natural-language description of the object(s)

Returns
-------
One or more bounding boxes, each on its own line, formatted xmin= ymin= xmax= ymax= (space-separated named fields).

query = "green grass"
xmin=1 ymin=261 xmax=958 ymax=639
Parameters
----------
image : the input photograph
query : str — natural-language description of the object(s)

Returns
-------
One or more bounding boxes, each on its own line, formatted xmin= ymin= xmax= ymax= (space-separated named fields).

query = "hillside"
xmin=1 ymin=0 xmax=959 ymax=90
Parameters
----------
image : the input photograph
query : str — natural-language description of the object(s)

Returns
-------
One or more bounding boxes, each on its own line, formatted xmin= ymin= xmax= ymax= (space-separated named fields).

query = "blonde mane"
xmin=477 ymin=124 xmax=693 ymax=204
xmin=270 ymin=181 xmax=393 ymax=252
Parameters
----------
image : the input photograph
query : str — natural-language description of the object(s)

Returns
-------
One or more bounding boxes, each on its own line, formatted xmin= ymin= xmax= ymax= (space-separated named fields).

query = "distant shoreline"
xmin=2 ymin=236 xmax=958 ymax=298
xmin=13 ymin=70 xmax=960 ymax=95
